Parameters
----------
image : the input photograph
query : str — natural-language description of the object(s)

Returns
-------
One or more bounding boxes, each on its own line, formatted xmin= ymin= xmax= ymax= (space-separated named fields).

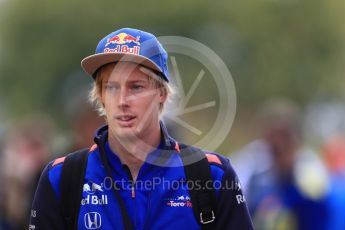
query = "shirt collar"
xmin=94 ymin=120 xmax=180 ymax=170
xmin=94 ymin=120 xmax=177 ymax=150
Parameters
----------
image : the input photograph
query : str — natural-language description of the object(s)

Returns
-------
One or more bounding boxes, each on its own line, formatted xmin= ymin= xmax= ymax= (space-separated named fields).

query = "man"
xmin=29 ymin=28 xmax=253 ymax=229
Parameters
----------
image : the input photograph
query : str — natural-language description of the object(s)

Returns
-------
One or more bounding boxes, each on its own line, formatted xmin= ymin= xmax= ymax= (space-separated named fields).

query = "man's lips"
xmin=116 ymin=115 xmax=136 ymax=121
xmin=115 ymin=115 xmax=137 ymax=126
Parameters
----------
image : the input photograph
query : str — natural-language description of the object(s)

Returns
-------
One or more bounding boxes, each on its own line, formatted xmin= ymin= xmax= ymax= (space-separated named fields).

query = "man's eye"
xmin=131 ymin=85 xmax=144 ymax=90
xmin=104 ymin=84 xmax=117 ymax=91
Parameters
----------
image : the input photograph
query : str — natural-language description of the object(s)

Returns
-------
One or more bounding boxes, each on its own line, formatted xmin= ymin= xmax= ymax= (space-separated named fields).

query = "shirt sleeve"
xmin=29 ymin=163 xmax=65 ymax=230
xmin=215 ymin=157 xmax=254 ymax=230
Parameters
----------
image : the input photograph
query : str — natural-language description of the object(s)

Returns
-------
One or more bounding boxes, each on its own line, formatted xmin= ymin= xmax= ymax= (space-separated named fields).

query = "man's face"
xmin=100 ymin=62 xmax=166 ymax=141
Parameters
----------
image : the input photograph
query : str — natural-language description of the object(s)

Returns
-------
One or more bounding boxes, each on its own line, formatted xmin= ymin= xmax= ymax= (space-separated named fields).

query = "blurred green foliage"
xmin=0 ymin=0 xmax=344 ymax=148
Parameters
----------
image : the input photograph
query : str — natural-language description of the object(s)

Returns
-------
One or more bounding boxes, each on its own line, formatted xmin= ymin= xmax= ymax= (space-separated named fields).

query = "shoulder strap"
xmin=96 ymin=133 xmax=134 ymax=230
xmin=180 ymin=145 xmax=217 ymax=230
xmin=60 ymin=148 xmax=90 ymax=230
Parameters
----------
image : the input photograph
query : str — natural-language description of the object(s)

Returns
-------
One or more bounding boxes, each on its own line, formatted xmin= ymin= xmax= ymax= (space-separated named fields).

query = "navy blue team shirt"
xmin=29 ymin=122 xmax=253 ymax=229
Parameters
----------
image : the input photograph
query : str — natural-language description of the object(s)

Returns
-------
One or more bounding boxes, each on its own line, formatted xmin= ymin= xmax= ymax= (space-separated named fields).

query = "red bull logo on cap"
xmin=105 ymin=32 xmax=140 ymax=46
xmin=104 ymin=32 xmax=141 ymax=55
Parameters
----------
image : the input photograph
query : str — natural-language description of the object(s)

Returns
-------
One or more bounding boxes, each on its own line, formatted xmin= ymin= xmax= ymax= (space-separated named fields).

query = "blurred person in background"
xmin=0 ymin=125 xmax=6 ymax=228
xmin=233 ymin=99 xmax=331 ymax=230
xmin=0 ymin=115 xmax=52 ymax=230
xmin=322 ymin=135 xmax=345 ymax=230
xmin=67 ymin=101 xmax=105 ymax=152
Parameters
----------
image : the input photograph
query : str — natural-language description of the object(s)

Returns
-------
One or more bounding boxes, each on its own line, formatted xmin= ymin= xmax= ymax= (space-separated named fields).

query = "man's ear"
xmin=159 ymin=88 xmax=167 ymax=103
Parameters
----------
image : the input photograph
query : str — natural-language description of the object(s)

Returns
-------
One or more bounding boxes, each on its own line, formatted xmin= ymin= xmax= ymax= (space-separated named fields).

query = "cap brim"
xmin=81 ymin=53 xmax=163 ymax=77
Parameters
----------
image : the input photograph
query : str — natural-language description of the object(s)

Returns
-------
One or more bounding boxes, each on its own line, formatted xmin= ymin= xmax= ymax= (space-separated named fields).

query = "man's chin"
xmin=114 ymin=127 xmax=141 ymax=141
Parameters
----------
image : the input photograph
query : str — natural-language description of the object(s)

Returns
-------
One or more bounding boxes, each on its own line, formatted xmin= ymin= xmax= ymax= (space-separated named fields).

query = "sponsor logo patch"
xmin=81 ymin=181 xmax=108 ymax=206
xmin=84 ymin=212 xmax=101 ymax=229
xmin=165 ymin=195 xmax=192 ymax=208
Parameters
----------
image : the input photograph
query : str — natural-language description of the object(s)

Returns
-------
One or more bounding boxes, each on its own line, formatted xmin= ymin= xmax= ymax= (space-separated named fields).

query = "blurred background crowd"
xmin=1 ymin=0 xmax=345 ymax=229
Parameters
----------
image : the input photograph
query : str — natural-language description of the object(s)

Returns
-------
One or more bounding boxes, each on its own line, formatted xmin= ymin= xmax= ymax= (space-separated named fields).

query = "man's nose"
xmin=117 ymin=88 xmax=130 ymax=109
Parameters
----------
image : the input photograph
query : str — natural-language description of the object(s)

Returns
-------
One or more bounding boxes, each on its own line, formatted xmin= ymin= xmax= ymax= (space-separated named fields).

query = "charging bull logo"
xmin=105 ymin=33 xmax=140 ymax=46
xmin=177 ymin=195 xmax=191 ymax=201
xmin=83 ymin=182 xmax=104 ymax=194
xmin=103 ymin=32 xmax=141 ymax=55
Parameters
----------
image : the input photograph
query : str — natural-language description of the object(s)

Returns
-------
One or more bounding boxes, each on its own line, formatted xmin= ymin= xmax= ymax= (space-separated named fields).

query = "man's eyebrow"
xmin=102 ymin=79 xmax=148 ymax=84
xmin=103 ymin=80 xmax=116 ymax=84
xmin=127 ymin=80 xmax=147 ymax=84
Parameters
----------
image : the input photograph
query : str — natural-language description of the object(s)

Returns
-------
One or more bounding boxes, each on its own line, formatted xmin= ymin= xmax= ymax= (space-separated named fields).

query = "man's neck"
xmin=107 ymin=125 xmax=161 ymax=181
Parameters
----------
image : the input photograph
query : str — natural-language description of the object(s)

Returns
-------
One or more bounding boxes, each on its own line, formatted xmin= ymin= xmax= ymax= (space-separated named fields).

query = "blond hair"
xmin=88 ymin=63 xmax=173 ymax=116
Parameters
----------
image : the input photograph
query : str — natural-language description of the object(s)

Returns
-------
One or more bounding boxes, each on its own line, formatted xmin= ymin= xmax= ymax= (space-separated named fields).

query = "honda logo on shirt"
xmin=84 ymin=212 xmax=101 ymax=229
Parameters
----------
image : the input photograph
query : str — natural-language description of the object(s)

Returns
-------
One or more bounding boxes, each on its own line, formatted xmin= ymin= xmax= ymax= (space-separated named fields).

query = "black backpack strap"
xmin=60 ymin=148 xmax=90 ymax=230
xmin=180 ymin=145 xmax=217 ymax=230
xmin=95 ymin=130 xmax=134 ymax=230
